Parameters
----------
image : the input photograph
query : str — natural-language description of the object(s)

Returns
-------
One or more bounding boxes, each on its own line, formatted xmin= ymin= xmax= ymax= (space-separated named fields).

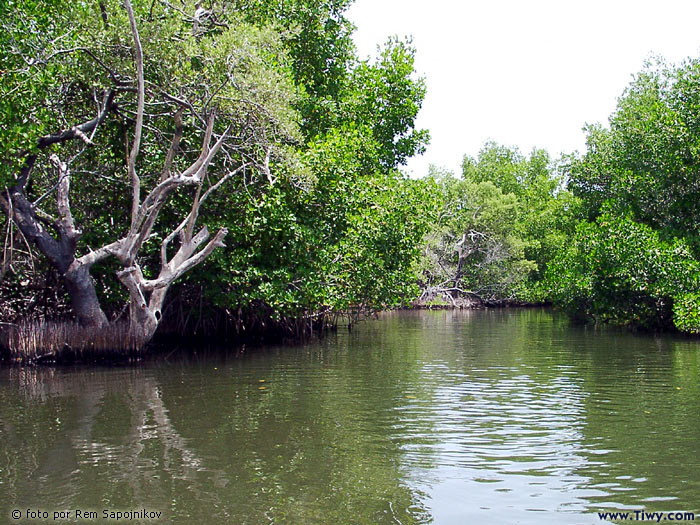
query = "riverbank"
xmin=0 ymin=300 xmax=554 ymax=365
xmin=410 ymin=294 xmax=550 ymax=310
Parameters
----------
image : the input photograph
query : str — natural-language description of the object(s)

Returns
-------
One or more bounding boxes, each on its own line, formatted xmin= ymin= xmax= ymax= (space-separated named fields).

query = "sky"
xmin=346 ymin=0 xmax=700 ymax=177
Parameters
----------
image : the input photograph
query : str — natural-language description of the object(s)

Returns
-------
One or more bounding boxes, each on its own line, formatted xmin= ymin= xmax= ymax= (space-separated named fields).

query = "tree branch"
xmin=180 ymin=112 xmax=216 ymax=178
xmin=35 ymin=90 xmax=115 ymax=151
xmin=161 ymin=108 xmax=184 ymax=181
xmin=145 ymin=227 xmax=227 ymax=291
xmin=124 ymin=0 xmax=145 ymax=232
xmin=76 ymin=239 xmax=122 ymax=268
xmin=158 ymin=164 xmax=246 ymax=270
xmin=98 ymin=1 xmax=109 ymax=28
xmin=0 ymin=188 xmax=70 ymax=274
xmin=49 ymin=154 xmax=80 ymax=243
xmin=16 ymin=155 xmax=38 ymax=189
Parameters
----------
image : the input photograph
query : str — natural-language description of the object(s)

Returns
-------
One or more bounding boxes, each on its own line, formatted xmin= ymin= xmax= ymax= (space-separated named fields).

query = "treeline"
xmin=2 ymin=0 xmax=700 ymax=360
xmin=424 ymin=58 xmax=700 ymax=335
xmin=418 ymin=145 xmax=576 ymax=307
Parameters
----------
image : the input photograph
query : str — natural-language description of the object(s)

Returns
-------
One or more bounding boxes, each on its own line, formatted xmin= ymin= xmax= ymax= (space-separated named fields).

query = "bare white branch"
xmin=124 ymin=0 xmax=145 ymax=232
xmin=49 ymin=154 xmax=80 ymax=240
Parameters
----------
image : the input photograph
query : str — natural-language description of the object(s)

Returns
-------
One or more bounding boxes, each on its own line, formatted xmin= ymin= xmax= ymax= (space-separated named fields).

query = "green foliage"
xmin=546 ymin=214 xmax=700 ymax=331
xmin=465 ymin=143 xmax=579 ymax=285
xmin=193 ymin=124 xmax=437 ymax=321
xmin=0 ymin=0 xmax=82 ymax=186
xmin=420 ymin=144 xmax=576 ymax=303
xmin=1 ymin=0 xmax=432 ymax=332
xmin=227 ymin=0 xmax=356 ymax=132
xmin=338 ymin=38 xmax=430 ymax=168
xmin=673 ymin=293 xmax=700 ymax=334
xmin=568 ymin=57 xmax=700 ymax=248
xmin=556 ymin=57 xmax=700 ymax=332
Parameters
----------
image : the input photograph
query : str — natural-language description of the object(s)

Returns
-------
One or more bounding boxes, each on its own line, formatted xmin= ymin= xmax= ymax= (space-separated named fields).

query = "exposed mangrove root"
xmin=0 ymin=299 xmax=385 ymax=364
xmin=156 ymin=293 xmax=380 ymax=342
xmin=415 ymin=284 xmax=481 ymax=309
xmin=1 ymin=320 xmax=145 ymax=364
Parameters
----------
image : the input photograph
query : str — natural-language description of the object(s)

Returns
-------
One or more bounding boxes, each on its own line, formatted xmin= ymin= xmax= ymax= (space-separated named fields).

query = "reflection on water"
xmin=1 ymin=309 xmax=699 ymax=524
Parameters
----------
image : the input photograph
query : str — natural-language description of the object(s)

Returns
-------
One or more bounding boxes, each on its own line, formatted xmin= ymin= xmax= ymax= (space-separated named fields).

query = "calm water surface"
xmin=1 ymin=309 xmax=699 ymax=524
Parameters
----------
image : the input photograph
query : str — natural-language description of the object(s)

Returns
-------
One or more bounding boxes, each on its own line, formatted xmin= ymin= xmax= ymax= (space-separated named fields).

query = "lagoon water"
xmin=1 ymin=309 xmax=699 ymax=524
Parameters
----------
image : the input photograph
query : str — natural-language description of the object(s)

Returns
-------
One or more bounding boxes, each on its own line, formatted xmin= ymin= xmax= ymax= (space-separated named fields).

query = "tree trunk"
xmin=63 ymin=261 xmax=109 ymax=328
xmin=128 ymin=299 xmax=158 ymax=345
xmin=117 ymin=266 xmax=159 ymax=344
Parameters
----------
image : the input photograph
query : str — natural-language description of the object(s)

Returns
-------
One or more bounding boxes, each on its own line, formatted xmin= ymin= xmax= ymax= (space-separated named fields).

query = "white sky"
xmin=346 ymin=0 xmax=700 ymax=177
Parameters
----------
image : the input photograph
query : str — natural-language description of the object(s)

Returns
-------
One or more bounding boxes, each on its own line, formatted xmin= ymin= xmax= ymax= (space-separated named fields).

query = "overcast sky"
xmin=346 ymin=0 xmax=700 ymax=177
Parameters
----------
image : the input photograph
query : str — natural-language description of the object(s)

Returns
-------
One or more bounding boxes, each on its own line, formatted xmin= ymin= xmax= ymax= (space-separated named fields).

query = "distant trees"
xmin=425 ymin=57 xmax=700 ymax=334
xmin=419 ymin=144 xmax=575 ymax=305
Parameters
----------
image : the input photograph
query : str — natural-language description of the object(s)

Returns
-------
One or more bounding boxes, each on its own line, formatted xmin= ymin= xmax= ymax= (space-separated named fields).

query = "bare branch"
xmin=180 ymin=112 xmax=216 ymax=178
xmin=184 ymin=184 xmax=203 ymax=242
xmin=98 ymin=1 xmax=109 ymax=28
xmin=199 ymin=164 xmax=247 ymax=207
xmin=159 ymin=164 xmax=246 ymax=270
xmin=124 ymin=0 xmax=145 ymax=231
xmin=36 ymin=90 xmax=115 ymax=151
xmin=161 ymin=108 xmax=184 ymax=181
xmin=145 ymin=227 xmax=227 ymax=291
xmin=171 ymin=224 xmax=210 ymax=268
xmin=49 ymin=154 xmax=79 ymax=241
xmin=73 ymin=128 xmax=94 ymax=145
xmin=32 ymin=208 xmax=57 ymax=232
xmin=263 ymin=146 xmax=275 ymax=185
xmin=128 ymin=113 xmax=230 ymax=251
xmin=204 ymin=77 xmax=230 ymax=111
xmin=16 ymin=155 xmax=38 ymax=189
xmin=157 ymin=0 xmax=196 ymax=22
xmin=0 ymin=187 xmax=70 ymax=274
xmin=150 ymin=87 xmax=203 ymax=125
xmin=77 ymin=239 xmax=122 ymax=267
xmin=124 ymin=112 xmax=231 ymax=267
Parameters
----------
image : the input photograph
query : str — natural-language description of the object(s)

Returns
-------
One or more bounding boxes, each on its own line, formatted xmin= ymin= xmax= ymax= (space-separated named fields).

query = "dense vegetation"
xmin=3 ymin=1 xmax=700 ymax=360
xmin=417 ymin=58 xmax=700 ymax=335
xmin=418 ymin=145 xmax=576 ymax=306
xmin=0 ymin=0 xmax=434 ymax=355
xmin=546 ymin=58 xmax=700 ymax=334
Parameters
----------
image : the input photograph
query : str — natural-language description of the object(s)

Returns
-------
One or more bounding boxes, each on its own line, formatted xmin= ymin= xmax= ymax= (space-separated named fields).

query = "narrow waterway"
xmin=1 ymin=309 xmax=699 ymax=524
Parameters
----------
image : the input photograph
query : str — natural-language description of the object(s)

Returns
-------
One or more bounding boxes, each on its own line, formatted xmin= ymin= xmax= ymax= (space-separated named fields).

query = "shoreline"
xmin=0 ymin=302 xmax=552 ymax=366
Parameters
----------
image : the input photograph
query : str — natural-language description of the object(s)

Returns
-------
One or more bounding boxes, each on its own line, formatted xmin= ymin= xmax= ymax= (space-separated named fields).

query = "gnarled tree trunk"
xmin=1 ymin=0 xmax=273 ymax=348
xmin=63 ymin=261 xmax=109 ymax=328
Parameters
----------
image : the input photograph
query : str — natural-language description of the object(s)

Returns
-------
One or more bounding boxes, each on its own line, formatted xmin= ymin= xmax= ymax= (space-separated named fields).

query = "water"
xmin=1 ymin=309 xmax=699 ymax=524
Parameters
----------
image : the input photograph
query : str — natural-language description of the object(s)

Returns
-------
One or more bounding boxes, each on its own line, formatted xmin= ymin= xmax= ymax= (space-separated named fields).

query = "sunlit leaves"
xmin=556 ymin=57 xmax=700 ymax=331
xmin=546 ymin=214 xmax=700 ymax=331
xmin=568 ymin=57 xmax=700 ymax=245
xmin=422 ymin=143 xmax=574 ymax=302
